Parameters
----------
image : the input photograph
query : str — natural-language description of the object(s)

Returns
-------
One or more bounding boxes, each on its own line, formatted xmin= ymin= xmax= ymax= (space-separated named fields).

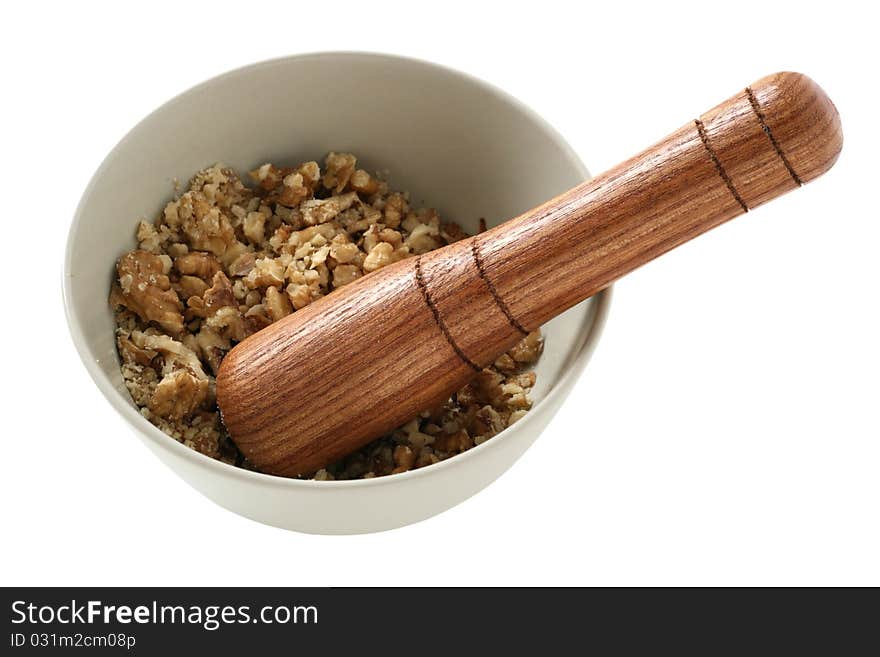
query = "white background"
xmin=2 ymin=1 xmax=877 ymax=586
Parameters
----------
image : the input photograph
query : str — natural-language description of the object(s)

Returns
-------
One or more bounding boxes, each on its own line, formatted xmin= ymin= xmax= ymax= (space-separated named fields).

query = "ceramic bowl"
xmin=64 ymin=52 xmax=611 ymax=534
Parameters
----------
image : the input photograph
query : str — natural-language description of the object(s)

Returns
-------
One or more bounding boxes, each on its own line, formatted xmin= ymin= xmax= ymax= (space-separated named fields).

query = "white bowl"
xmin=64 ymin=52 xmax=611 ymax=534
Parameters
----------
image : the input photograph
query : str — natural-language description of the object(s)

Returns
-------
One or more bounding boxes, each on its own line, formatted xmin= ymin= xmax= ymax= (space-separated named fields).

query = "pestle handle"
xmin=217 ymin=72 xmax=842 ymax=477
xmin=476 ymin=72 xmax=842 ymax=330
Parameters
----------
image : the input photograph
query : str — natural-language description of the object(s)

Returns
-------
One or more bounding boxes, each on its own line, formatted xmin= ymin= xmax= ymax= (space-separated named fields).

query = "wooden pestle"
xmin=217 ymin=72 xmax=842 ymax=477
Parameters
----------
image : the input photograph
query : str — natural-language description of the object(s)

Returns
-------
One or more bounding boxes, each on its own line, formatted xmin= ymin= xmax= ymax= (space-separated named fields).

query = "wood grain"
xmin=217 ymin=72 xmax=843 ymax=477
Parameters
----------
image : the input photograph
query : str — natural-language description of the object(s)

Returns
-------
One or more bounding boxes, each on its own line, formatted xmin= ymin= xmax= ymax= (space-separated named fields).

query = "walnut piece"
xmin=300 ymin=192 xmax=358 ymax=227
xmin=265 ymin=285 xmax=292 ymax=321
xmin=278 ymin=162 xmax=320 ymax=207
xmin=509 ymin=330 xmax=544 ymax=364
xmin=349 ymin=169 xmax=379 ymax=195
xmin=322 ymin=152 xmax=356 ymax=193
xmin=175 ymin=251 xmax=222 ymax=279
xmin=174 ymin=194 xmax=236 ymax=255
xmin=149 ymin=369 xmax=209 ymax=420
xmin=130 ymin=330 xmax=207 ymax=379
xmin=113 ymin=250 xmax=184 ymax=335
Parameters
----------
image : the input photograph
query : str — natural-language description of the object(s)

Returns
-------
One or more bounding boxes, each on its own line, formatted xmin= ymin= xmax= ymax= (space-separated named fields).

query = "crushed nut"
xmin=349 ymin=169 xmax=379 ymax=195
xmin=363 ymin=242 xmax=399 ymax=272
xmin=300 ymin=192 xmax=358 ymax=226
xmin=112 ymin=155 xmax=543 ymax=479
xmin=112 ymin=250 xmax=184 ymax=335
xmin=332 ymin=264 xmax=361 ymax=288
xmin=149 ymin=369 xmax=209 ymax=421
xmin=175 ymin=251 xmax=222 ymax=280
xmin=264 ymin=285 xmax=292 ymax=321
xmin=243 ymin=211 xmax=266 ymax=244
xmin=508 ymin=330 xmax=544 ymax=364
xmin=322 ymin=152 xmax=357 ymax=193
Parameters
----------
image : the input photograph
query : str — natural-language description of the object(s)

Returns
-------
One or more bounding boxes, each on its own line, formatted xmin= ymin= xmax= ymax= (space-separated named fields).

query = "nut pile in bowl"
xmin=110 ymin=153 xmax=544 ymax=480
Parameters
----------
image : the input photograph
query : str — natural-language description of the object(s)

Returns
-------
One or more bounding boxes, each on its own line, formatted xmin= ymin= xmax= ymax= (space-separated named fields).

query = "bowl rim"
xmin=62 ymin=50 xmax=612 ymax=490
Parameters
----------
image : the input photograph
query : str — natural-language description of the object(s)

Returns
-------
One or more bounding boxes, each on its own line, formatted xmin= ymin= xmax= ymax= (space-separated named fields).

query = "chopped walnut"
xmin=112 ymin=250 xmax=184 ymax=335
xmin=322 ymin=152 xmax=357 ymax=193
xmin=362 ymin=242 xmax=398 ymax=272
xmin=249 ymin=163 xmax=286 ymax=191
xmin=219 ymin=240 xmax=251 ymax=270
xmin=175 ymin=251 xmax=222 ymax=279
xmin=391 ymin=445 xmax=416 ymax=474
xmin=508 ymin=330 xmax=544 ymax=364
xmin=149 ymin=369 xmax=209 ymax=420
xmin=472 ymin=406 xmax=505 ymax=443
xmin=382 ymin=193 xmax=407 ymax=229
xmin=349 ymin=169 xmax=379 ymax=195
xmin=285 ymin=268 xmax=322 ymax=309
xmin=178 ymin=275 xmax=209 ymax=300
xmin=175 ymin=194 xmax=236 ymax=255
xmin=404 ymin=222 xmax=440 ymax=254
xmin=243 ymin=211 xmax=266 ymax=244
xmin=332 ymin=264 xmax=361 ymax=288
xmin=329 ymin=237 xmax=359 ymax=264
xmin=244 ymin=257 xmax=285 ymax=288
xmin=275 ymin=162 xmax=319 ymax=207
xmin=300 ymin=192 xmax=358 ymax=226
xmin=202 ymin=271 xmax=237 ymax=312
xmin=264 ymin=285 xmax=292 ymax=321
xmin=117 ymin=335 xmax=157 ymax=368
xmin=433 ymin=429 xmax=473 ymax=454
xmin=130 ymin=330 xmax=207 ymax=379
xmin=228 ymin=252 xmax=257 ymax=277
xmin=137 ymin=220 xmax=163 ymax=253
xmin=195 ymin=327 xmax=229 ymax=375
xmin=112 ymin=155 xmax=544 ymax=479
xmin=205 ymin=305 xmax=250 ymax=343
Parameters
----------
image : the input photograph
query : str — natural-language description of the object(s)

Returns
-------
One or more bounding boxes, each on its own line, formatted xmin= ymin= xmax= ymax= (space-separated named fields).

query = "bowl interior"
xmin=65 ymin=53 xmax=600 ymax=476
